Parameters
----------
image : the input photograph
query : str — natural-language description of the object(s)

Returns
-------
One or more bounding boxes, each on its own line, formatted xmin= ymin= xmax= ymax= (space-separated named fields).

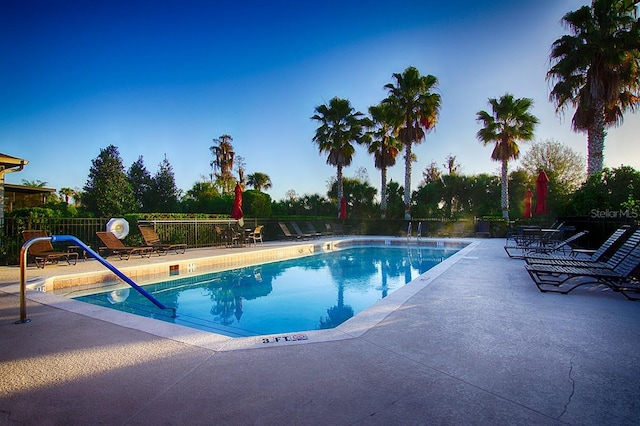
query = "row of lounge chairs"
xmin=21 ymin=226 xmax=187 ymax=267
xmin=278 ymin=222 xmax=343 ymax=240
xmin=509 ymin=225 xmax=640 ymax=301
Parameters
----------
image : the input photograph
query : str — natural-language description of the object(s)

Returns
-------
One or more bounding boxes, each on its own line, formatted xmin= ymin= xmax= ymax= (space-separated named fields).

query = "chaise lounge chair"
xmin=96 ymin=231 xmax=154 ymax=260
xmin=21 ymin=230 xmax=79 ymax=268
xmin=525 ymin=226 xmax=631 ymax=266
xmin=504 ymin=222 xmax=565 ymax=259
xmin=525 ymin=229 xmax=640 ymax=274
xmin=290 ymin=222 xmax=314 ymax=239
xmin=305 ymin=222 xmax=326 ymax=238
xmin=138 ymin=225 xmax=187 ymax=255
xmin=524 ymin=232 xmax=640 ymax=300
xmin=278 ymin=222 xmax=300 ymax=240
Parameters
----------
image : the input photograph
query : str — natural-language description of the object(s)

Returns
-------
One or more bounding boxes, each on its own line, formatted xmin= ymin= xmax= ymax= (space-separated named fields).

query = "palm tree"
xmin=547 ymin=0 xmax=640 ymax=176
xmin=311 ymin=97 xmax=369 ymax=207
xmin=366 ymin=103 xmax=403 ymax=218
xmin=383 ymin=66 xmax=441 ymax=219
xmin=476 ymin=94 xmax=539 ymax=219
xmin=59 ymin=187 xmax=75 ymax=204
xmin=247 ymin=172 xmax=272 ymax=192
xmin=210 ymin=134 xmax=236 ymax=193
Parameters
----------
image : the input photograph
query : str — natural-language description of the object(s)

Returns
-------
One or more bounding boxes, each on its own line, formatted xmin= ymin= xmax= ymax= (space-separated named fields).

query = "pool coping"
xmin=8 ymin=237 xmax=480 ymax=352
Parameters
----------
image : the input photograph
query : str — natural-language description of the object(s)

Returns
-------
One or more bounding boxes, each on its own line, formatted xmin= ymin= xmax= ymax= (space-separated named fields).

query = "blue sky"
xmin=2 ymin=0 xmax=639 ymax=202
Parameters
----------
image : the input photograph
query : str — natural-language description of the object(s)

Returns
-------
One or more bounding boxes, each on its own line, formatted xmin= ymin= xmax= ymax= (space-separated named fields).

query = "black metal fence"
xmin=0 ymin=217 xmax=248 ymax=265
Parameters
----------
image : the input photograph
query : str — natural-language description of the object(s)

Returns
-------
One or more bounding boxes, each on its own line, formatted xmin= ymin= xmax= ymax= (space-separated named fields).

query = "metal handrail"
xmin=17 ymin=235 xmax=175 ymax=324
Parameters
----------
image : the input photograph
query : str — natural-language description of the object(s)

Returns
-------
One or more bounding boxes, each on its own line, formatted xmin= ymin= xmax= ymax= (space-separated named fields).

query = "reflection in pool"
xmin=74 ymin=245 xmax=460 ymax=337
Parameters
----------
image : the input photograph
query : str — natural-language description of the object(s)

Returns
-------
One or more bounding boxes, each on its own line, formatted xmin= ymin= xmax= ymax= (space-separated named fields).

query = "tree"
xmin=181 ymin=180 xmax=219 ymax=213
xmin=58 ymin=187 xmax=76 ymax=204
xmin=547 ymin=0 xmax=640 ymax=176
xmin=82 ymin=145 xmax=136 ymax=217
xmin=521 ymin=139 xmax=585 ymax=195
xmin=383 ymin=66 xmax=441 ymax=219
xmin=366 ymin=102 xmax=403 ymax=218
xmin=443 ymin=154 xmax=461 ymax=176
xmin=210 ymin=134 xmax=236 ymax=193
xmin=476 ymin=94 xmax=539 ymax=219
xmin=311 ymin=97 xmax=369 ymax=209
xmin=127 ymin=155 xmax=152 ymax=212
xmin=328 ymin=177 xmax=378 ymax=219
xmin=422 ymin=161 xmax=442 ymax=184
xmin=21 ymin=179 xmax=46 ymax=187
xmin=568 ymin=165 xmax=640 ymax=215
xmin=147 ymin=155 xmax=180 ymax=212
xmin=247 ymin=172 xmax=272 ymax=192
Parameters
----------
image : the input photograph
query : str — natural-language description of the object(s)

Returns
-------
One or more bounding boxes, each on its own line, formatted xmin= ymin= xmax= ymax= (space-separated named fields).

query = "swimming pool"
xmin=72 ymin=243 xmax=462 ymax=338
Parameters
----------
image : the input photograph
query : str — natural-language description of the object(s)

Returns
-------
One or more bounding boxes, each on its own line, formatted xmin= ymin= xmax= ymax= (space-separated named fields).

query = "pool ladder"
xmin=17 ymin=235 xmax=175 ymax=324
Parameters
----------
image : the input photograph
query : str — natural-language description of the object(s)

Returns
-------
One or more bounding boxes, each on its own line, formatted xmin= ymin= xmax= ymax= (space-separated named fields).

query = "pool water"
xmin=74 ymin=245 xmax=460 ymax=337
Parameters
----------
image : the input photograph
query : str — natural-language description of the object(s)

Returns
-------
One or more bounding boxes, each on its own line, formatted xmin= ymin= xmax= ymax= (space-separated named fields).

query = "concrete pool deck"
xmin=1 ymin=238 xmax=639 ymax=424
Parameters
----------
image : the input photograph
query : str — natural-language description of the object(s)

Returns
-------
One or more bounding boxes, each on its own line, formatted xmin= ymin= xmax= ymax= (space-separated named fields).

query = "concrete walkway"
xmin=1 ymin=238 xmax=639 ymax=425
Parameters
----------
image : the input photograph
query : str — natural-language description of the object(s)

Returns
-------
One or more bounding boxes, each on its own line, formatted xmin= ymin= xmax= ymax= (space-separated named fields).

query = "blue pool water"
xmin=74 ymin=244 xmax=460 ymax=337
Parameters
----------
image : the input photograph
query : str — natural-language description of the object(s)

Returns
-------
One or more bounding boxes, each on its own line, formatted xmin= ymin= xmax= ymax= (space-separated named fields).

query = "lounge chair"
xmin=138 ymin=225 xmax=187 ymax=255
xmin=290 ymin=222 xmax=313 ymax=239
xmin=505 ymin=227 xmax=585 ymax=259
xmin=326 ymin=222 xmax=345 ymax=236
xmin=278 ymin=222 xmax=300 ymax=240
xmin=525 ymin=234 xmax=640 ymax=300
xmin=525 ymin=226 xmax=631 ymax=265
xmin=21 ymin=230 xmax=78 ymax=268
xmin=305 ymin=222 xmax=326 ymax=237
xmin=247 ymin=225 xmax=264 ymax=245
xmin=530 ymin=230 xmax=589 ymax=255
xmin=525 ymin=229 xmax=640 ymax=274
xmin=504 ymin=222 xmax=565 ymax=259
xmin=96 ymin=231 xmax=153 ymax=260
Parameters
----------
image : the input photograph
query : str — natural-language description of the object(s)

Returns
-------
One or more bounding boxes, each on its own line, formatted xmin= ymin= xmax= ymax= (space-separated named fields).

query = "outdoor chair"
xmin=326 ymin=222 xmax=345 ymax=236
xmin=504 ymin=225 xmax=582 ymax=259
xmin=278 ymin=222 xmax=300 ymax=240
xmin=525 ymin=226 xmax=631 ymax=266
xmin=247 ymin=225 xmax=264 ymax=245
xmin=291 ymin=222 xmax=313 ymax=239
xmin=96 ymin=231 xmax=153 ymax=260
xmin=529 ymin=230 xmax=589 ymax=255
xmin=21 ymin=230 xmax=78 ymax=268
xmin=138 ymin=225 xmax=187 ymax=255
xmin=524 ymin=232 xmax=640 ymax=300
xmin=305 ymin=222 xmax=325 ymax=238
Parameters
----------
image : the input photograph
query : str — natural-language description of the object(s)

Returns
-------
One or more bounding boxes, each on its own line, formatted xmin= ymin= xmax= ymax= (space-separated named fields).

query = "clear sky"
xmin=2 ymin=0 xmax=639 ymax=202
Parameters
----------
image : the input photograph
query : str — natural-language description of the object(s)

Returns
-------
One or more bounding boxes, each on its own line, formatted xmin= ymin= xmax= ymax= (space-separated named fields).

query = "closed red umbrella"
xmin=535 ymin=171 xmax=549 ymax=215
xmin=339 ymin=196 xmax=347 ymax=219
xmin=524 ymin=189 xmax=533 ymax=218
xmin=231 ymin=182 xmax=243 ymax=224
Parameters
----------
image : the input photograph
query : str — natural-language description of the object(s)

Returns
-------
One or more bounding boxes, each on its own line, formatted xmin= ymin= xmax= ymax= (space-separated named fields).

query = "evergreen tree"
xmin=148 ymin=155 xmax=180 ymax=212
xmin=82 ymin=145 xmax=136 ymax=217
xmin=127 ymin=155 xmax=153 ymax=212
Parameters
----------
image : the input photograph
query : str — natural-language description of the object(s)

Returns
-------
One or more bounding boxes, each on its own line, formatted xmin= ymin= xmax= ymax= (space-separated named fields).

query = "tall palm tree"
xmin=383 ymin=66 xmax=441 ymax=219
xmin=476 ymin=94 xmax=539 ymax=219
xmin=311 ymin=97 xmax=369 ymax=207
xmin=366 ymin=103 xmax=403 ymax=218
xmin=210 ymin=134 xmax=236 ymax=193
xmin=547 ymin=0 xmax=640 ymax=176
xmin=247 ymin=172 xmax=272 ymax=192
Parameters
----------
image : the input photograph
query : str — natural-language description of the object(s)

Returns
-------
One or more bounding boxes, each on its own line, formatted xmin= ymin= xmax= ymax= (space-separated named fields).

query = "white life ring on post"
xmin=107 ymin=218 xmax=129 ymax=239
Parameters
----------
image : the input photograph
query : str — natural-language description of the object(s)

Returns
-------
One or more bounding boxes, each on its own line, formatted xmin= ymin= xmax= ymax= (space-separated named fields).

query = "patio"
xmin=1 ymin=238 xmax=638 ymax=425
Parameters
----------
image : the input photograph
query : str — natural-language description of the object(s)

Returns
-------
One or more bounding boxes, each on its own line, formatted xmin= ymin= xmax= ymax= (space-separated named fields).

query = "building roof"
xmin=3 ymin=183 xmax=56 ymax=195
xmin=0 ymin=153 xmax=28 ymax=173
